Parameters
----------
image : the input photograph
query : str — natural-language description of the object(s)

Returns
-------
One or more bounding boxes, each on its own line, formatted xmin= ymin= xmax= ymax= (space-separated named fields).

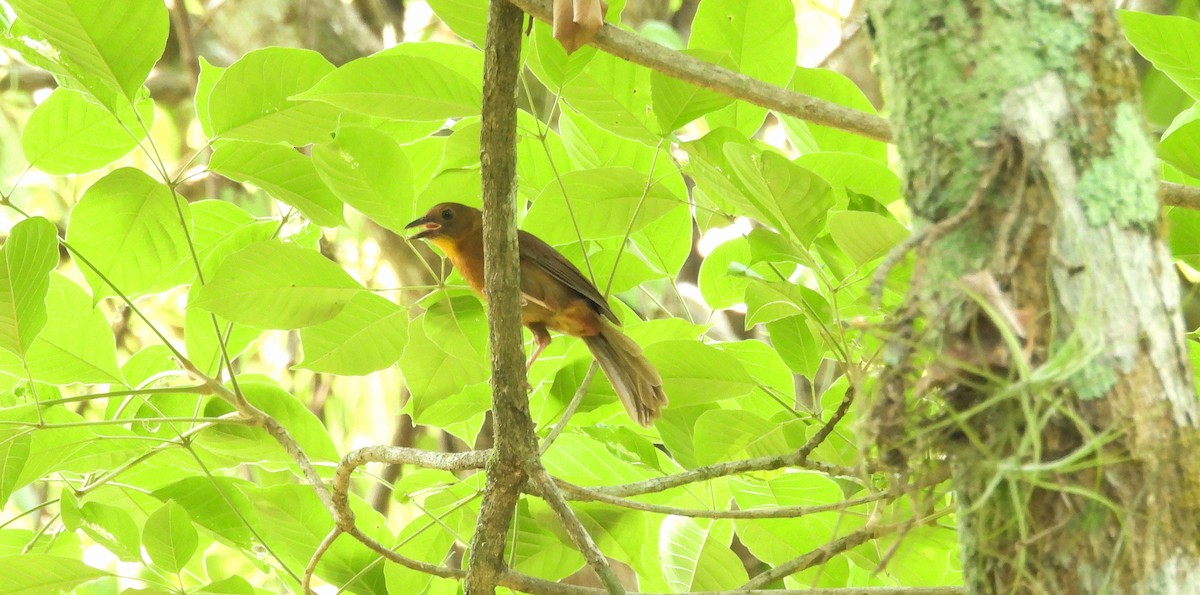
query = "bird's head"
xmin=405 ymin=202 xmax=481 ymax=243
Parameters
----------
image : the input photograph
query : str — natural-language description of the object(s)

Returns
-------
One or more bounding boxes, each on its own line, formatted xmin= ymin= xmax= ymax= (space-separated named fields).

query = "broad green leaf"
xmin=557 ymin=106 xmax=685 ymax=199
xmin=248 ymin=484 xmax=388 ymax=594
xmin=0 ymin=216 xmax=58 ymax=357
xmin=152 ymin=477 xmax=259 ymax=549
xmin=523 ymin=168 xmax=682 ymax=245
xmin=766 ymin=316 xmax=823 ymax=377
xmin=1160 ymin=103 xmax=1200 ymax=178
xmin=195 ymin=56 xmax=225 ymax=138
xmin=783 ymin=67 xmax=886 ymax=161
xmin=193 ymin=240 xmax=363 ymax=329
xmin=70 ymin=499 xmax=141 ymax=561
xmin=795 ymin=152 xmax=902 ymax=205
xmin=528 ymin=19 xmax=597 ymax=89
xmin=67 ymin=168 xmax=192 ymax=299
xmin=731 ymin=473 xmax=862 ymax=566
xmin=294 ymin=53 xmax=481 ymax=121
xmin=0 ymin=554 xmax=109 ymax=595
xmin=512 ymin=504 xmax=585 ymax=581
xmin=298 ymin=291 xmax=408 ymax=375
xmin=200 ymin=576 xmax=256 ymax=594
xmin=644 ymin=341 xmax=756 ymax=406
xmin=21 ymin=88 xmax=151 ymax=174
xmin=744 ymin=279 xmax=830 ymax=328
xmin=693 ymin=409 xmax=796 ymax=465
xmin=426 ymin=0 xmax=487 ymax=46
xmin=402 ymin=311 xmax=489 ymax=417
xmin=184 ymin=283 xmax=263 ymax=376
xmin=142 ymin=500 xmax=198 ymax=572
xmin=541 ymin=433 xmax=660 ymax=486
xmin=659 ymin=517 xmax=748 ymax=591
xmin=379 ymin=42 xmax=484 ymax=87
xmin=698 ymin=238 xmax=754 ymax=310
xmin=651 ymin=49 xmax=735 ymax=131
xmin=208 ymin=140 xmax=345 ymax=227
xmin=725 ymin=147 xmax=836 ymax=246
xmin=6 ymin=0 xmax=167 ymax=110
xmin=184 ymin=200 xmax=277 ymax=281
xmin=207 ymin=47 xmax=344 ymax=145
xmin=208 ymin=379 xmax=340 ymax=466
xmin=0 ymin=273 xmax=123 ymax=384
xmin=0 ymin=431 xmax=30 ymax=507
xmin=313 ymin=126 xmax=414 ymax=232
xmin=827 ymin=210 xmax=909 ymax=266
xmin=560 ymin=52 xmax=659 ymax=144
xmin=690 ymin=0 xmax=796 ymax=137
xmin=1119 ymin=11 xmax=1200 ymax=100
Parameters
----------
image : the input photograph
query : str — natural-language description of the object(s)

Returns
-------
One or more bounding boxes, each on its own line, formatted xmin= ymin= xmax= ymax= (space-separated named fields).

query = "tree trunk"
xmin=868 ymin=1 xmax=1200 ymax=593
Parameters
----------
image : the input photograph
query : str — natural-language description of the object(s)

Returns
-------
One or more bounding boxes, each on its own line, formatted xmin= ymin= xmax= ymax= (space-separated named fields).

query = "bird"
xmin=406 ymin=202 xmax=668 ymax=426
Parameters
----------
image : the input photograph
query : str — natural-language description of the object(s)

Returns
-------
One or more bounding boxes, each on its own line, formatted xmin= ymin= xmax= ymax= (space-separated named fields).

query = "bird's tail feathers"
xmin=583 ymin=322 xmax=668 ymax=426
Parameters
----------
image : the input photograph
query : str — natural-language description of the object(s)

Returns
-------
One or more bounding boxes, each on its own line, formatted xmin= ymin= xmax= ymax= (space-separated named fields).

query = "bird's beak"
xmin=405 ymin=215 xmax=440 ymax=240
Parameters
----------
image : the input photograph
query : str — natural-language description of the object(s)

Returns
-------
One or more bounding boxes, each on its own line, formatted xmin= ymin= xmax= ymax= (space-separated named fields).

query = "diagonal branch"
xmin=529 ymin=466 xmax=625 ymax=594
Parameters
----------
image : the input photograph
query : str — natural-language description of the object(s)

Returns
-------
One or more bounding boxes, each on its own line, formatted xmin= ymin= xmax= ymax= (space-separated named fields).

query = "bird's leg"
xmin=527 ymin=324 xmax=552 ymax=370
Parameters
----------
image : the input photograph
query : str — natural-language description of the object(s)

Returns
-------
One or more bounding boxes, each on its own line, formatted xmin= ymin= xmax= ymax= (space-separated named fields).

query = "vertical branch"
xmin=465 ymin=2 xmax=538 ymax=594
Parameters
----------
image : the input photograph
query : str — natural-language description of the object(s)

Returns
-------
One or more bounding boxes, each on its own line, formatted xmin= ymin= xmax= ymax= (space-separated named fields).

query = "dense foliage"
xmin=0 ymin=0 xmax=1197 ymax=593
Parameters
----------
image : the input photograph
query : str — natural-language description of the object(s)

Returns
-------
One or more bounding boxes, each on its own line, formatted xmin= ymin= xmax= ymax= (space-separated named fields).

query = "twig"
xmin=529 ymin=466 xmax=625 ymax=594
xmin=558 ymin=480 xmax=889 ymax=519
xmin=594 ymin=450 xmax=859 ymax=498
xmin=303 ymin=528 xmax=342 ymax=594
xmin=1160 ymin=181 xmax=1200 ymax=210
xmin=740 ymin=522 xmax=893 ymax=590
xmin=540 ymin=363 xmax=598 ymax=454
xmin=506 ymin=0 xmax=893 ymax=143
xmin=797 ymin=386 xmax=856 ymax=461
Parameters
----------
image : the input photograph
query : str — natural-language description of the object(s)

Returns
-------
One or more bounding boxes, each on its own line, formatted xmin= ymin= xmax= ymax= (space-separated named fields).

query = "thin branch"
xmin=540 ymin=362 xmax=598 ymax=454
xmin=797 ymin=386 xmax=856 ymax=461
xmin=505 ymin=0 xmax=892 ymax=143
xmin=594 ymin=450 xmax=860 ymax=498
xmin=1161 ymin=181 xmax=1200 ymax=210
xmin=558 ymin=479 xmax=889 ymax=519
xmin=741 ymin=522 xmax=896 ymax=590
xmin=303 ymin=528 xmax=342 ymax=594
xmin=499 ymin=567 xmax=963 ymax=595
xmin=529 ymin=466 xmax=624 ymax=594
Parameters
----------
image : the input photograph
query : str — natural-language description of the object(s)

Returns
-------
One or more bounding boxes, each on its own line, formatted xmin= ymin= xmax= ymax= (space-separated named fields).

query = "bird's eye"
xmin=441 ymin=208 xmax=454 ymax=220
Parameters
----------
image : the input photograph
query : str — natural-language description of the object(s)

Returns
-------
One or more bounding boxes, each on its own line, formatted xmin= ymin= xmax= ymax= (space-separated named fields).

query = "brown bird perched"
xmin=406 ymin=202 xmax=668 ymax=426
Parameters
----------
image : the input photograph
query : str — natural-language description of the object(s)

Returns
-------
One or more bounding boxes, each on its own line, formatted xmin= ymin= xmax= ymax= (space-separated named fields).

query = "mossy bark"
xmin=869 ymin=1 xmax=1200 ymax=592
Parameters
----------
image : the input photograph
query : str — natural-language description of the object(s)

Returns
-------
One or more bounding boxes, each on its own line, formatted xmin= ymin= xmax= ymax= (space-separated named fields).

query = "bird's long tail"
xmin=583 ymin=321 xmax=668 ymax=426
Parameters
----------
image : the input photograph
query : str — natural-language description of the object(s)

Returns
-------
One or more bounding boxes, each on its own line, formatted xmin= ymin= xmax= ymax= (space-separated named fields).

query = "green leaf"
xmin=726 ymin=148 xmax=835 ymax=246
xmin=0 ymin=554 xmax=109 ymax=595
xmin=731 ymin=473 xmax=862 ymax=566
xmin=795 ymin=152 xmax=902 ymax=205
xmin=184 ymin=283 xmax=263 ymax=376
xmin=651 ymin=49 xmax=735 ymax=131
xmin=560 ymin=52 xmax=659 ymax=143
xmin=827 ymin=210 xmax=909 ymax=266
xmin=693 ymin=409 xmax=795 ymax=465
xmin=73 ymin=499 xmax=141 ymax=561
xmin=294 ymin=53 xmax=481 ymax=121
xmin=0 ymin=431 xmax=30 ymax=507
xmin=152 ymin=477 xmax=259 ymax=550
xmin=208 ymin=140 xmax=345 ymax=227
xmin=207 ymin=47 xmax=344 ymax=145
xmin=0 ymin=273 xmax=123 ymax=384
xmin=67 ymin=168 xmax=192 ymax=299
xmin=528 ymin=19 xmax=597 ymax=89
xmin=0 ymin=217 xmax=58 ymax=357
xmin=6 ymin=0 xmax=167 ymax=110
xmin=402 ymin=309 xmax=489 ymax=416
xmin=766 ymin=316 xmax=822 ymax=377
xmin=1160 ymin=103 xmax=1200 ymax=178
xmin=659 ymin=517 xmax=748 ymax=591
xmin=523 ymin=168 xmax=682 ymax=245
xmin=142 ymin=500 xmax=198 ymax=572
xmin=248 ymin=484 xmax=387 ymax=594
xmin=21 ymin=88 xmax=152 ymax=174
xmin=185 ymin=200 xmax=277 ymax=281
xmin=426 ymin=0 xmax=488 ymax=46
xmin=690 ymin=0 xmax=796 ymax=137
xmin=313 ymin=126 xmax=415 ymax=232
xmin=193 ymin=240 xmax=363 ymax=329
xmin=782 ymin=66 xmax=886 ymax=161
xmin=744 ymin=279 xmax=830 ymax=328
xmin=697 ymin=238 xmax=754 ymax=310
xmin=1119 ymin=11 xmax=1200 ymax=100
xmin=195 ymin=56 xmax=225 ymax=138
xmin=298 ymin=291 xmax=407 ymax=375
xmin=541 ymin=433 xmax=660 ymax=486
xmin=644 ymin=341 xmax=756 ymax=406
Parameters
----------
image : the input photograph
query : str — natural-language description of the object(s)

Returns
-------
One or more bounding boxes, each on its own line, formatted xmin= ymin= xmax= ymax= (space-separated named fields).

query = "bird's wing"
xmin=518 ymin=230 xmax=619 ymax=324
